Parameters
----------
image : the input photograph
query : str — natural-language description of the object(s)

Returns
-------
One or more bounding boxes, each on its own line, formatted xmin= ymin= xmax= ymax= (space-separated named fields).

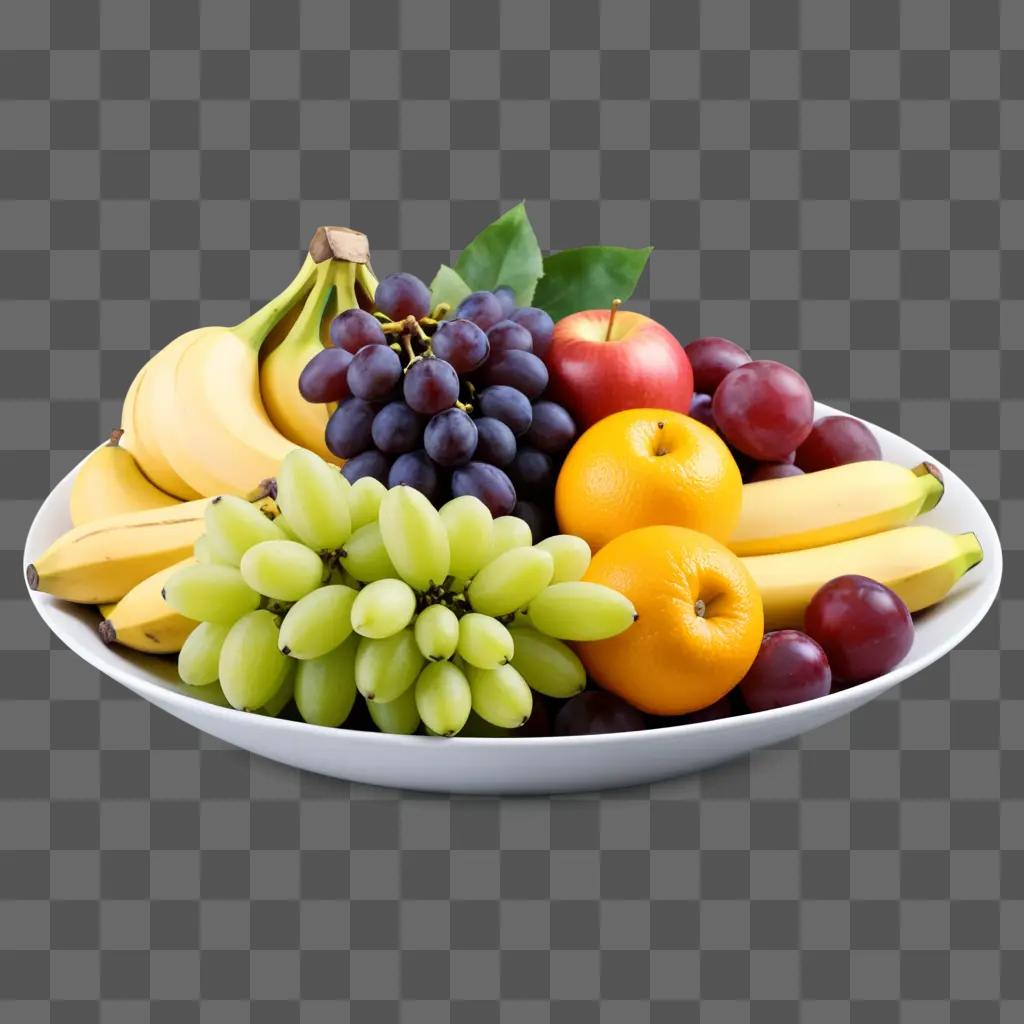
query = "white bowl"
xmin=24 ymin=404 xmax=1002 ymax=794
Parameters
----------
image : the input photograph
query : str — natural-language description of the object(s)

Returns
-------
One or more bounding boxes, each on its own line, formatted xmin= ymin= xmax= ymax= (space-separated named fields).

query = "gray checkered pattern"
xmin=1 ymin=0 xmax=1021 ymax=1018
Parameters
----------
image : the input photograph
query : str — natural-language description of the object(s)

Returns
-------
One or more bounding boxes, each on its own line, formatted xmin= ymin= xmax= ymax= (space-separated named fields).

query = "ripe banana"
xmin=742 ymin=525 xmax=984 ymax=630
xmin=70 ymin=430 xmax=180 ymax=527
xmin=26 ymin=492 xmax=274 ymax=604
xmin=99 ymin=558 xmax=197 ymax=654
xmin=730 ymin=461 xmax=944 ymax=556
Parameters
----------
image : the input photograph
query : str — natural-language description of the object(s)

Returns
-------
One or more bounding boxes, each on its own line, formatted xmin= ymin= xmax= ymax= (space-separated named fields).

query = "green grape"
xmin=509 ymin=626 xmax=586 ymax=698
xmin=339 ymin=522 xmax=396 ymax=583
xmin=162 ymin=564 xmax=261 ymax=624
xmin=366 ymin=685 xmax=420 ymax=735
xmin=275 ymin=448 xmax=352 ymax=551
xmin=218 ymin=610 xmax=289 ymax=711
xmin=205 ymin=494 xmax=286 ymax=566
xmin=457 ymin=612 xmax=514 ymax=670
xmin=534 ymin=534 xmax=592 ymax=584
xmin=468 ymin=547 xmax=554 ymax=617
xmin=278 ymin=584 xmax=357 ymax=659
xmin=459 ymin=711 xmax=516 ymax=738
xmin=294 ymin=633 xmax=358 ymax=727
xmin=528 ymin=581 xmax=637 ymax=641
xmin=414 ymin=603 xmax=460 ymax=661
xmin=259 ymin=659 xmax=296 ymax=717
xmin=414 ymin=661 xmax=472 ymax=736
xmin=350 ymin=578 xmax=417 ymax=639
xmin=354 ymin=629 xmax=424 ymax=703
xmin=466 ymin=663 xmax=533 ymax=729
xmin=192 ymin=535 xmax=223 ymax=565
xmin=439 ymin=495 xmax=494 ymax=580
xmin=379 ymin=485 xmax=450 ymax=590
xmin=239 ymin=539 xmax=323 ymax=602
xmin=348 ymin=476 xmax=387 ymax=531
xmin=177 ymin=621 xmax=231 ymax=686
xmin=489 ymin=515 xmax=532 ymax=560
xmin=272 ymin=513 xmax=300 ymax=541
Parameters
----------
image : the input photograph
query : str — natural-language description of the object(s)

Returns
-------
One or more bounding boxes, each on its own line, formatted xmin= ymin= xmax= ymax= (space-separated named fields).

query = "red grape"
xmin=347 ymin=344 xmax=402 ymax=401
xmin=684 ymin=337 xmax=751 ymax=395
xmin=371 ymin=401 xmax=425 ymax=455
xmin=508 ymin=307 xmax=555 ymax=359
xmin=478 ymin=350 xmax=549 ymax=399
xmin=493 ymin=286 xmax=518 ymax=318
xmin=388 ymin=450 xmax=444 ymax=503
xmin=325 ymin=398 xmax=378 ymax=459
xmin=374 ymin=273 xmax=431 ymax=321
xmin=739 ymin=630 xmax=832 ymax=712
xmin=554 ymin=690 xmax=647 ymax=735
xmin=524 ymin=401 xmax=576 ymax=455
xmin=456 ymin=291 xmax=504 ymax=331
xmin=329 ymin=308 xmax=387 ymax=353
xmin=341 ymin=450 xmax=391 ymax=485
xmin=403 ymin=358 xmax=460 ymax=415
xmin=451 ymin=461 xmax=516 ymax=517
xmin=515 ymin=697 xmax=550 ymax=737
xmin=688 ymin=393 xmax=718 ymax=433
xmin=299 ymin=347 xmax=353 ymax=403
xmin=712 ymin=360 xmax=815 ymax=461
xmin=509 ymin=446 xmax=556 ymax=497
xmin=675 ymin=693 xmax=736 ymax=724
xmin=804 ymin=575 xmax=914 ymax=685
xmin=424 ymin=408 xmax=478 ymax=467
xmin=431 ymin=318 xmax=490 ymax=373
xmin=748 ymin=462 xmax=804 ymax=482
xmin=473 ymin=417 xmax=517 ymax=467
xmin=487 ymin=319 xmax=533 ymax=356
xmin=794 ymin=415 xmax=882 ymax=472
xmin=477 ymin=385 xmax=533 ymax=436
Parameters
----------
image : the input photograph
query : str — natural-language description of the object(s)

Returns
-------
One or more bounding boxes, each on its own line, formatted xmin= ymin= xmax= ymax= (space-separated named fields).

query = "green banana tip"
xmin=959 ymin=531 xmax=984 ymax=571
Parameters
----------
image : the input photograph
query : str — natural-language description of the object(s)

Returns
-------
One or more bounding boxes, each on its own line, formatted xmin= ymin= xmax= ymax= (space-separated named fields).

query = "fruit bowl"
xmin=24 ymin=403 xmax=1001 ymax=794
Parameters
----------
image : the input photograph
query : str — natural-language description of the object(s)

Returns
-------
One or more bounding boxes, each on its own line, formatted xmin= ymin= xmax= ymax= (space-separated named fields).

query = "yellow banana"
xmin=730 ymin=461 xmax=944 ymax=556
xmin=70 ymin=430 xmax=180 ymax=527
xmin=98 ymin=603 xmax=117 ymax=619
xmin=99 ymin=559 xmax=198 ymax=653
xmin=742 ymin=525 xmax=984 ymax=631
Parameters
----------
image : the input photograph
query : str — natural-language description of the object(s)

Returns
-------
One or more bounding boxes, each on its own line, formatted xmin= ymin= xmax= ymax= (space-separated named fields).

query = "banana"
xmin=70 ymin=429 xmax=180 ymax=527
xmin=730 ymin=461 xmax=944 ymax=556
xmin=99 ymin=559 xmax=197 ymax=653
xmin=260 ymin=228 xmax=377 ymax=463
xmin=742 ymin=525 xmax=984 ymax=630
xmin=26 ymin=493 xmax=273 ymax=604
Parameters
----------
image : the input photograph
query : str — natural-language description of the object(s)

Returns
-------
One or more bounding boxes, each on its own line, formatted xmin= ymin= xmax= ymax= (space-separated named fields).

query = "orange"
xmin=578 ymin=525 xmax=763 ymax=716
xmin=555 ymin=408 xmax=742 ymax=552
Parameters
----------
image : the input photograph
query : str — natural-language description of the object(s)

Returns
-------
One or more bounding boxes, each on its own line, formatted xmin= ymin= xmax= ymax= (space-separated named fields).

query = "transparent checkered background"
xmin=1 ymin=0 xmax=1022 ymax=1019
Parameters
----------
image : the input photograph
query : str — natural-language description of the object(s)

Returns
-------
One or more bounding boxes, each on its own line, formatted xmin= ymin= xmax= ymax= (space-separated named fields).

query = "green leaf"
xmin=454 ymin=202 xmax=543 ymax=306
xmin=532 ymin=246 xmax=653 ymax=322
xmin=429 ymin=264 xmax=472 ymax=317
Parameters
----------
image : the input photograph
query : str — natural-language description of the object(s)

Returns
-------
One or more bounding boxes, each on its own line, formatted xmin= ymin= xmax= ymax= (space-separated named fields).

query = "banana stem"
xmin=233 ymin=253 xmax=319 ymax=350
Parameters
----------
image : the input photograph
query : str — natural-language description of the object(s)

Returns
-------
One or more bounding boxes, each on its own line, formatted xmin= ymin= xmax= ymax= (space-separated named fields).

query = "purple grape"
xmin=347 ymin=344 xmax=402 ymax=401
xmin=508 ymin=307 xmax=555 ymax=359
xmin=341 ymin=449 xmax=391 ymax=485
xmin=388 ymin=450 xmax=443 ymax=503
xmin=524 ymin=401 xmax=576 ymax=455
xmin=424 ymin=407 xmax=478 ymax=467
xmin=451 ymin=462 xmax=517 ymax=517
xmin=478 ymin=350 xmax=549 ymax=399
xmin=430 ymin=318 xmax=489 ymax=374
xmin=329 ymin=308 xmax=387 ymax=354
xmin=509 ymin=446 xmax=556 ymax=497
xmin=477 ymin=385 xmax=533 ymax=436
xmin=554 ymin=691 xmax=647 ymax=736
xmin=299 ymin=347 xmax=353 ymax=403
xmin=325 ymin=398 xmax=377 ymax=459
xmin=371 ymin=401 xmax=425 ymax=455
xmin=374 ymin=272 xmax=431 ymax=322
xmin=473 ymin=417 xmax=517 ymax=467
xmin=493 ymin=286 xmax=518 ymax=318
xmin=455 ymin=291 xmax=503 ymax=331
xmin=486 ymin=319 xmax=533 ymax=357
xmin=403 ymin=357 xmax=460 ymax=415
xmin=513 ymin=500 xmax=555 ymax=541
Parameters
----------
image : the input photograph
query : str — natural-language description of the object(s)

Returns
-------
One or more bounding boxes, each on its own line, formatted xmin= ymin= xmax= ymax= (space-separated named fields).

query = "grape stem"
xmin=455 ymin=400 xmax=474 ymax=414
xmin=431 ymin=302 xmax=450 ymax=320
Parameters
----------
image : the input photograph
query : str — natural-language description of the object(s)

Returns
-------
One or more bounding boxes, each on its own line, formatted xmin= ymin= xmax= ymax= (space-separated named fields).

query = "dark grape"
xmin=508 ymin=307 xmax=555 ymax=359
xmin=515 ymin=697 xmax=550 ymax=737
xmin=374 ymin=272 xmax=431 ymax=322
xmin=371 ymin=401 xmax=425 ymax=455
xmin=424 ymin=408 xmax=478 ymax=467
xmin=795 ymin=415 xmax=882 ymax=472
xmin=678 ymin=694 xmax=736 ymax=724
xmin=341 ymin=449 xmax=391 ymax=485
xmin=554 ymin=690 xmax=647 ymax=736
xmin=347 ymin=344 xmax=402 ymax=401
xmin=486 ymin=320 xmax=533 ymax=357
xmin=329 ymin=308 xmax=387 ymax=354
xmin=509 ymin=446 xmax=556 ymax=497
xmin=451 ymin=462 xmax=516 ymax=517
xmin=455 ymin=290 xmax=503 ymax=331
xmin=473 ymin=417 xmax=517 ymax=467
xmin=298 ymin=347 xmax=353 ymax=403
xmin=477 ymin=385 xmax=533 ymax=436
xmin=688 ymin=393 xmax=718 ymax=433
xmin=493 ymin=285 xmax=518 ymax=318
xmin=748 ymin=462 xmax=804 ymax=482
xmin=525 ymin=401 xmax=576 ymax=455
xmin=430 ymin=318 xmax=489 ymax=374
xmin=325 ymin=398 xmax=377 ymax=459
xmin=513 ymin=500 xmax=556 ymax=541
xmin=403 ymin=357 xmax=460 ymax=415
xmin=478 ymin=349 xmax=549 ymax=399
xmin=739 ymin=630 xmax=832 ymax=712
xmin=388 ymin=450 xmax=443 ymax=503
xmin=683 ymin=337 xmax=751 ymax=395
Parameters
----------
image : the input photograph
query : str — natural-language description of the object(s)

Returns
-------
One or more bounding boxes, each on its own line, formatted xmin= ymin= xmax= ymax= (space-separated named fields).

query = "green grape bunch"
xmin=162 ymin=449 xmax=637 ymax=736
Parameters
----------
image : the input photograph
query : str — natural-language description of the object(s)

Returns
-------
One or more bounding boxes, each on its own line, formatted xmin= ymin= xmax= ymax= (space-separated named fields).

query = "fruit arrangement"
xmin=26 ymin=203 xmax=988 ymax=742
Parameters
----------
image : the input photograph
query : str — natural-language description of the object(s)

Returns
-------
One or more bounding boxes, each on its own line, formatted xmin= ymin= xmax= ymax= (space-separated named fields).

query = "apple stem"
xmin=603 ymin=298 xmax=622 ymax=342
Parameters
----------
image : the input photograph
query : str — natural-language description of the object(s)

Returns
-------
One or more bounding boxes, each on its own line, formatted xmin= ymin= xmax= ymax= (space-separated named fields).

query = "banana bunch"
xmin=121 ymin=226 xmax=376 ymax=499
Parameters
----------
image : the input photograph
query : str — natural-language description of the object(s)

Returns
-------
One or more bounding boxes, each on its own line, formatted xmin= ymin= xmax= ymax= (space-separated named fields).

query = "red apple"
xmin=546 ymin=306 xmax=693 ymax=430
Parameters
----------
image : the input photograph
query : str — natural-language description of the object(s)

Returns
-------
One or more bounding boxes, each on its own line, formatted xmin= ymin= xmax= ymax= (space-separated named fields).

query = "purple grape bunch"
xmin=297 ymin=276 xmax=571 ymax=530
